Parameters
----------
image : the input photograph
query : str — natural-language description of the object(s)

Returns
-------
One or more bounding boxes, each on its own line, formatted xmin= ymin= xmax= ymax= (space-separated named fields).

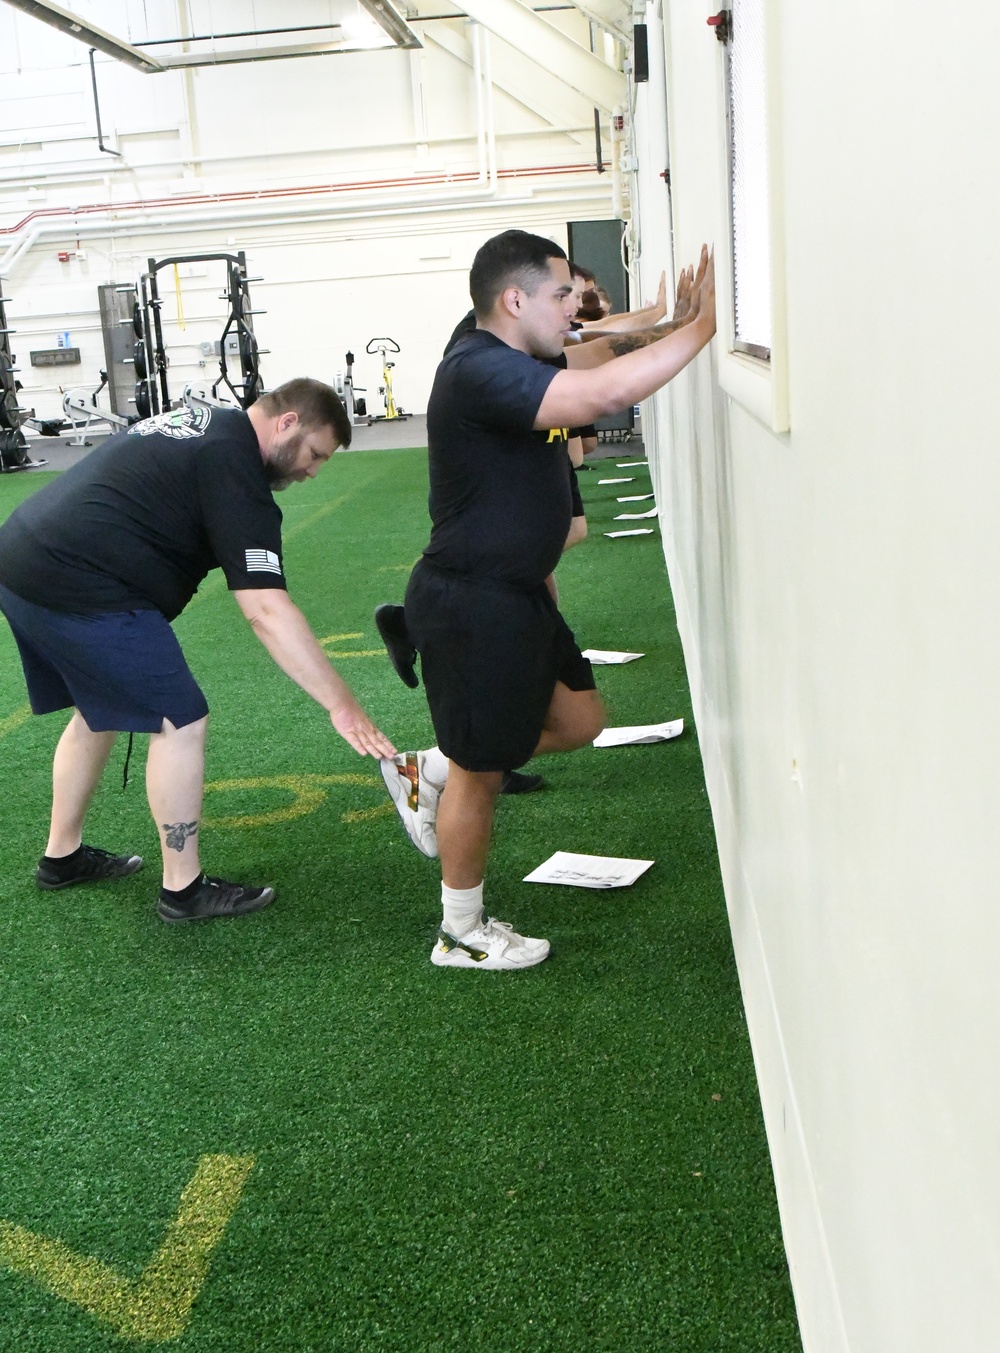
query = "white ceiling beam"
xmin=2 ymin=0 xmax=164 ymax=72
xmin=423 ymin=20 xmax=594 ymax=144
xmin=458 ymin=0 xmax=626 ymax=115
xmin=564 ymin=1 xmax=634 ymax=45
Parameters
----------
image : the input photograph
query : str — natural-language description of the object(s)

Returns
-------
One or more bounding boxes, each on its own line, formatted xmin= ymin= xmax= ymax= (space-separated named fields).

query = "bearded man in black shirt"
xmin=0 ymin=378 xmax=395 ymax=921
xmin=380 ymin=230 xmax=715 ymax=970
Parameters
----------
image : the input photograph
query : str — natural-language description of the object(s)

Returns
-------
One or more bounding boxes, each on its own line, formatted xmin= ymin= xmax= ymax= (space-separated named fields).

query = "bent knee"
xmin=565 ymin=690 xmax=606 ymax=749
xmin=579 ymin=701 xmax=606 ymax=746
xmin=564 ymin=517 xmax=588 ymax=550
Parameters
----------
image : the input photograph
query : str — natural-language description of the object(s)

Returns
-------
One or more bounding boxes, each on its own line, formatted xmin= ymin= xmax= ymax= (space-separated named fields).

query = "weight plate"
xmin=133 ymin=301 xmax=143 ymax=338
xmin=134 ymin=381 xmax=151 ymax=420
xmin=133 ymin=339 xmax=147 ymax=379
xmin=0 ymin=426 xmax=28 ymax=464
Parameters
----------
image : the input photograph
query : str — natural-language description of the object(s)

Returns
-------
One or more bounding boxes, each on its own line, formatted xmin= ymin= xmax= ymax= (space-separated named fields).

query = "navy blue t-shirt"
xmin=0 ymin=405 xmax=285 ymax=620
xmin=423 ymin=329 xmax=571 ymax=586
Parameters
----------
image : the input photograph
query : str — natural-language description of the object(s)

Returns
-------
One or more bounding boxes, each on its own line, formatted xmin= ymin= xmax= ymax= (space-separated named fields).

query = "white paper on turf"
xmin=605 ymin=528 xmax=654 ymax=538
xmin=617 ymin=493 xmax=655 ymax=502
xmin=593 ymin=718 xmax=684 ymax=747
xmin=523 ymin=851 xmax=655 ymax=889
xmin=598 ymin=477 xmax=634 ymax=484
xmin=615 ymin=507 xmax=658 ymax=520
xmin=581 ymin=649 xmax=644 ymax=664
xmin=616 ymin=461 xmax=648 ymax=467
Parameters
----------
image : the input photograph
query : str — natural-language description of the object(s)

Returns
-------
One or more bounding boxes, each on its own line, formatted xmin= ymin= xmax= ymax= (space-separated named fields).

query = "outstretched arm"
xmin=566 ymin=253 xmax=707 ymax=368
xmin=539 ymin=248 xmax=715 ymax=427
xmin=574 ymin=270 xmax=669 ymax=333
xmin=233 ymin=587 xmax=397 ymax=758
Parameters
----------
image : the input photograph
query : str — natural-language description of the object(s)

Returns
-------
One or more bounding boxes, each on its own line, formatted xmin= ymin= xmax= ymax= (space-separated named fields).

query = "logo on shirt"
xmin=244 ymin=548 xmax=283 ymax=576
xmin=129 ymin=405 xmax=213 ymax=439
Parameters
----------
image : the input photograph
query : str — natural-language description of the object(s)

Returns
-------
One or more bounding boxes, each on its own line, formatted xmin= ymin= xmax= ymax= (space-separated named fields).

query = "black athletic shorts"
xmin=569 ymin=463 xmax=584 ymax=517
xmin=0 ymin=582 xmax=209 ymax=733
xmin=570 ymin=424 xmax=597 ymax=440
xmin=404 ymin=559 xmax=595 ymax=772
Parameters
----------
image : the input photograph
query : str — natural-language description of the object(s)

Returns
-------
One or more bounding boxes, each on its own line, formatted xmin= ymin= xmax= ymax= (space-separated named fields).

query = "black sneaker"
xmin=500 ymin=770 xmax=544 ymax=795
xmin=374 ymin=603 xmax=419 ymax=689
xmin=36 ymin=844 xmax=143 ymax=891
xmin=157 ymin=875 xmax=276 ymax=923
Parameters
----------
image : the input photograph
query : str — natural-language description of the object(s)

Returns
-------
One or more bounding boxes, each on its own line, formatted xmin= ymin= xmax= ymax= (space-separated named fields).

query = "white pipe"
xmin=0 ymin=179 xmax=612 ymax=278
xmin=610 ymin=103 xmax=624 ymax=219
xmin=0 ymin=124 xmax=595 ymax=189
xmin=482 ymin=27 xmax=496 ymax=187
xmin=471 ymin=21 xmax=487 ymax=185
xmin=409 ymin=47 xmax=428 ymax=160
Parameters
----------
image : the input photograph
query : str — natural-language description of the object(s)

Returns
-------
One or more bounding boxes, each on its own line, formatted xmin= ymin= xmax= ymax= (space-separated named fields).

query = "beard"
xmin=263 ymin=430 xmax=305 ymax=491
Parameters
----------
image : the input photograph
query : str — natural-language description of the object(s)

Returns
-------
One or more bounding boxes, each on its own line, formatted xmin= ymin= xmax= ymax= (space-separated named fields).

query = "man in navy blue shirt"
xmin=380 ymin=231 xmax=715 ymax=970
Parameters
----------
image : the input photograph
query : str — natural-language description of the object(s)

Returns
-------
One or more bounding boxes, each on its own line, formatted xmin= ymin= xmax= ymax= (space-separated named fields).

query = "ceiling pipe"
xmin=0 ymin=176 xmax=609 ymax=280
xmin=0 ymin=161 xmax=601 ymax=277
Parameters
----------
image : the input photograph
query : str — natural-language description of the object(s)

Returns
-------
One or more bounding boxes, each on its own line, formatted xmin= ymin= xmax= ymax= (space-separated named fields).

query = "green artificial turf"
xmin=0 ymin=451 xmax=801 ymax=1352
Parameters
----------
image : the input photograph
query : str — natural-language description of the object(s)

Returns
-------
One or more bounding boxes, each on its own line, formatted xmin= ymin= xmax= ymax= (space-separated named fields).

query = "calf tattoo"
xmin=163 ymin=820 xmax=199 ymax=852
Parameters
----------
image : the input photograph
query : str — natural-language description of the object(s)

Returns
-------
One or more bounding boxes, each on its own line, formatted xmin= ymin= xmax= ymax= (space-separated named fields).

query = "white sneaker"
xmin=380 ymin=750 xmax=442 ymax=858
xmin=430 ymin=917 xmax=551 ymax=970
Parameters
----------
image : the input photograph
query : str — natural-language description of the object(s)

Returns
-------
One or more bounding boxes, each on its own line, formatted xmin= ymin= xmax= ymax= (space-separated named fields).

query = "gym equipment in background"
xmin=0 ymin=277 xmax=45 ymax=472
xmin=61 ymin=370 xmax=132 ymax=446
xmin=365 ymin=337 xmax=409 ymax=424
xmin=333 ymin=350 xmax=367 ymax=426
xmin=134 ymin=251 xmax=267 ymax=417
xmin=98 ymin=283 xmax=138 ymax=418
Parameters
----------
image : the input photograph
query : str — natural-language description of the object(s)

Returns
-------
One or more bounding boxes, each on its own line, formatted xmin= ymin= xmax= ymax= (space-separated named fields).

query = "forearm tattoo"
xmin=607 ymin=326 xmax=680 ymax=357
xmin=609 ymin=333 xmax=654 ymax=357
xmin=163 ymin=820 xmax=199 ymax=852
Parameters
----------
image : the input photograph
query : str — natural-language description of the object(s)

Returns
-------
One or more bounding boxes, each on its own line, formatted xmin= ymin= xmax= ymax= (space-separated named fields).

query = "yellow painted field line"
xmin=202 ymin=772 xmax=379 ymax=831
xmin=341 ymin=802 xmax=396 ymax=824
xmin=282 ymin=492 xmax=351 ymax=545
xmin=0 ymin=1153 xmax=254 ymax=1342
xmin=0 ymin=703 xmax=32 ymax=742
xmin=377 ymin=555 xmax=421 ymax=573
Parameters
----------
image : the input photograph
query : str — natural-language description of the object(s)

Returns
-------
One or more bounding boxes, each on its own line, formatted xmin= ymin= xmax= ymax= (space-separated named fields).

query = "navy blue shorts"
xmin=0 ymin=582 xmax=209 ymax=733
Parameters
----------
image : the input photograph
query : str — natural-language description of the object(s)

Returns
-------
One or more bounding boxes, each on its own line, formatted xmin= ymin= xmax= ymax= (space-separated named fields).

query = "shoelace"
xmin=468 ymin=918 xmax=514 ymax=946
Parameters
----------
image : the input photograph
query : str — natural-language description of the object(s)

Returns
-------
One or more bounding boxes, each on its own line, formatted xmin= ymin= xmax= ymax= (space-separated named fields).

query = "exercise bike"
xmin=365 ymin=337 xmax=409 ymax=424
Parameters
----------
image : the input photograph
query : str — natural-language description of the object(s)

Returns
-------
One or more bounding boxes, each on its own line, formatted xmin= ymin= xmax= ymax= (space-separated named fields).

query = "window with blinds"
xmin=725 ymin=0 xmax=772 ymax=361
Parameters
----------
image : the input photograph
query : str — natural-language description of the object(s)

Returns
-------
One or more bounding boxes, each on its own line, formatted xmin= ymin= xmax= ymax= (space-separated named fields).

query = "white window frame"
xmin=715 ymin=0 xmax=789 ymax=433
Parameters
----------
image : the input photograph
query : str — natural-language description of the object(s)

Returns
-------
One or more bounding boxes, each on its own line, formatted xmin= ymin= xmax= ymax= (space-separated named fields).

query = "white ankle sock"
xmin=421 ymin=745 xmax=450 ymax=788
xmin=441 ymin=882 xmax=484 ymax=938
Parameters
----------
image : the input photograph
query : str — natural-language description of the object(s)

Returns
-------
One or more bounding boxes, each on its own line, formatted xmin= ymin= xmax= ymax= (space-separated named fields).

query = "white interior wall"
xmin=631 ymin=2 xmax=1000 ymax=1350
xmin=0 ymin=0 xmax=615 ymax=419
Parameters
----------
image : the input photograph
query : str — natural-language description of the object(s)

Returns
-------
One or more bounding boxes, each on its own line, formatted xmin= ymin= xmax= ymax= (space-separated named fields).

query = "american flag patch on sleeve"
xmin=244 ymin=548 xmax=283 ymax=575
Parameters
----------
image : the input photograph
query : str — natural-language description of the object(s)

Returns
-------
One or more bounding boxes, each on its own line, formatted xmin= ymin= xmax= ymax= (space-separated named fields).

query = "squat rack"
xmin=0 ymin=277 xmax=41 ymax=472
xmin=133 ymin=251 xmax=266 ymax=418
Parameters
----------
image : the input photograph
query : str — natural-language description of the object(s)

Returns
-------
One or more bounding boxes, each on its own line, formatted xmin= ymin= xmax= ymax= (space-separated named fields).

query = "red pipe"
xmin=0 ymin=162 xmax=597 ymax=236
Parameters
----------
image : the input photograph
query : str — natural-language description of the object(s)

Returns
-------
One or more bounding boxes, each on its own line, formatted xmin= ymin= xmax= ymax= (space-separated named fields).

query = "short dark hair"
xmin=570 ymin=262 xmax=594 ymax=282
xmin=257 ymin=377 xmax=352 ymax=448
xmin=469 ymin=230 xmax=568 ymax=319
